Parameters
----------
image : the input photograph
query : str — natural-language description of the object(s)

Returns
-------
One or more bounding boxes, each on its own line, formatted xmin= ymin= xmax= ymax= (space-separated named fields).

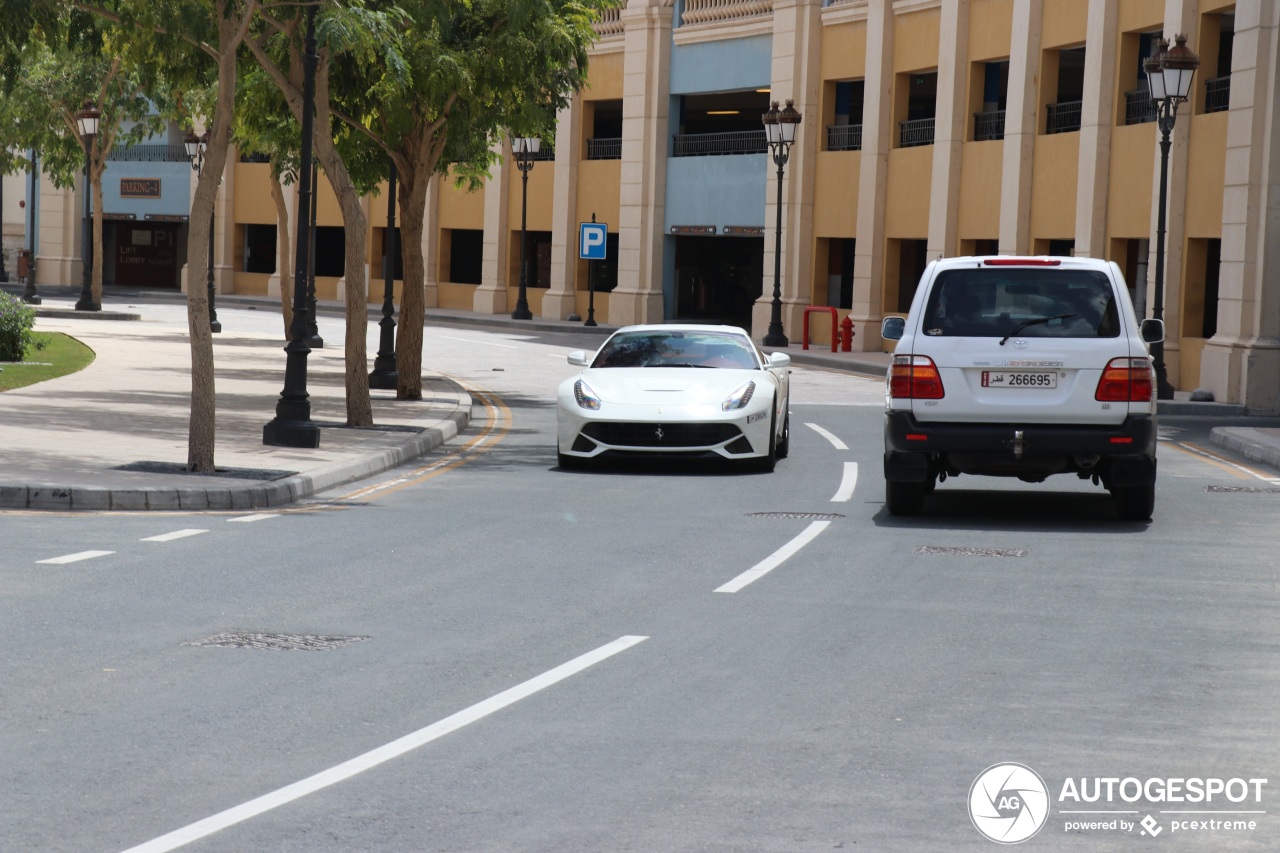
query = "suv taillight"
xmin=1095 ymin=358 xmax=1153 ymax=402
xmin=890 ymin=355 xmax=945 ymax=399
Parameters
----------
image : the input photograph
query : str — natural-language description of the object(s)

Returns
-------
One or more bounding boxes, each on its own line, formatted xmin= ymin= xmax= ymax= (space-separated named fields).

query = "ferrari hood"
xmin=581 ymin=367 xmax=761 ymax=405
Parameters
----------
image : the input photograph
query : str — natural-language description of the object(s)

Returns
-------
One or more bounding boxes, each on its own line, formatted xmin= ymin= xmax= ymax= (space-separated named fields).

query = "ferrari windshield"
xmin=592 ymin=330 xmax=761 ymax=369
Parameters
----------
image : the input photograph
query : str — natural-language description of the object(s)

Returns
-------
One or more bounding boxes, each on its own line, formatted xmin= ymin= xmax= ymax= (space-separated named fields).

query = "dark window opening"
xmin=974 ymin=61 xmax=1009 ymax=140
xmin=449 ymin=229 xmax=483 ymax=284
xmin=378 ymin=227 xmax=403 ymax=280
xmin=587 ymin=100 xmax=623 ymax=160
xmin=587 ymin=233 xmax=619 ymax=293
xmin=897 ymin=239 xmax=929 ymax=313
xmin=313 ymin=226 xmax=345 ymax=278
xmin=243 ymin=224 xmax=276 ymax=274
xmin=673 ymin=91 xmax=771 ymax=157
xmin=1202 ymin=238 xmax=1221 ymax=338
xmin=899 ymin=72 xmax=937 ymax=148
xmin=825 ymin=238 xmax=855 ymax=309
xmin=827 ymin=81 xmax=865 ymax=151
xmin=1047 ymin=47 xmax=1086 ymax=134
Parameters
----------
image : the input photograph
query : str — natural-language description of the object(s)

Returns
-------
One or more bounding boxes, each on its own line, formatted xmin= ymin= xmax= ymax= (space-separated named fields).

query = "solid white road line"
xmin=437 ymin=334 xmax=519 ymax=349
xmin=804 ymin=423 xmax=848 ymax=450
xmin=831 ymin=462 xmax=858 ymax=502
xmin=715 ymin=521 xmax=831 ymax=594
xmin=118 ymin=635 xmax=650 ymax=853
xmin=36 ymin=550 xmax=115 ymax=565
xmin=141 ymin=530 xmax=209 ymax=543
xmin=227 ymin=514 xmax=279 ymax=524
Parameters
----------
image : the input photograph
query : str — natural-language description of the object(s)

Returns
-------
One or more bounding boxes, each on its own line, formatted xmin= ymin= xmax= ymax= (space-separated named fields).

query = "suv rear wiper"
xmin=999 ymin=313 xmax=1077 ymax=345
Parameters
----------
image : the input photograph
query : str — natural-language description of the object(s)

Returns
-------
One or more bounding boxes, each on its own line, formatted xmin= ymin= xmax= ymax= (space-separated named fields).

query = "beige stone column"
xmin=611 ymin=0 xmax=673 ymax=326
xmin=473 ymin=139 xmax=511 ymax=314
xmin=422 ymin=177 xmax=440 ymax=309
xmin=1199 ymin=1 xmax=1280 ymax=412
xmin=752 ymin=0 xmax=824 ymax=342
xmin=926 ymin=0 xmax=970 ymax=261
xmin=213 ymin=155 xmax=232 ymax=295
xmin=998 ymin=0 xmax=1042 ymax=255
xmin=37 ymin=177 xmax=79 ymax=288
xmin=850 ymin=0 xmax=894 ymax=349
xmin=266 ymin=176 xmax=297 ymax=300
xmin=542 ymin=97 xmax=583 ymax=319
xmin=1073 ymin=0 xmax=1118 ymax=259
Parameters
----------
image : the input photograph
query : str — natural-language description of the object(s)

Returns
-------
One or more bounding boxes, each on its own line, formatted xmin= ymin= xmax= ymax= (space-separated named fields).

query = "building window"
xmin=1045 ymin=47 xmax=1085 ymax=134
xmin=586 ymin=233 xmax=619 ymax=293
xmin=826 ymin=80 xmax=864 ymax=151
xmin=314 ymin=226 xmax=345 ymax=277
xmin=1201 ymin=12 xmax=1234 ymax=114
xmin=448 ymin=229 xmax=483 ymax=284
xmin=897 ymin=72 xmax=937 ymax=148
xmin=672 ymin=90 xmax=771 ymax=157
xmin=973 ymin=61 xmax=1009 ymax=141
xmin=586 ymin=100 xmax=623 ymax=160
xmin=376 ymin=227 xmax=403 ymax=280
xmin=241 ymin=224 xmax=276 ymax=274
xmin=1123 ymin=33 xmax=1159 ymax=125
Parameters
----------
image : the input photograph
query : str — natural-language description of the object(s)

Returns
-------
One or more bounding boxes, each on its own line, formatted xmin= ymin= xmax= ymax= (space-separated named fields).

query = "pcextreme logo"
xmin=969 ymin=763 xmax=1051 ymax=844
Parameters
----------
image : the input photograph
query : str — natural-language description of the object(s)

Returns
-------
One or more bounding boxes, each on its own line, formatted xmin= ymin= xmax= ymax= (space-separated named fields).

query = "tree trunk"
xmin=268 ymin=168 xmax=293 ymax=336
xmin=395 ymin=165 xmax=432 ymax=400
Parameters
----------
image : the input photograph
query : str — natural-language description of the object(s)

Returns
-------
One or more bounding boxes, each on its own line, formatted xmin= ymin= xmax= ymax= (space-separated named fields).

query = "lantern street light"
xmin=74 ymin=104 xmax=101 ymax=311
xmin=369 ymin=160 xmax=399 ymax=389
xmin=762 ymin=99 xmax=801 ymax=348
xmin=510 ymin=135 xmax=540 ymax=320
xmin=184 ymin=130 xmax=221 ymax=332
xmin=1144 ymin=34 xmax=1199 ymax=400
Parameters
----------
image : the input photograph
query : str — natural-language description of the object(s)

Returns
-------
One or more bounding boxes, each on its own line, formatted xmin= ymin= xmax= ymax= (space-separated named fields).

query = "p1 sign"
xmin=579 ymin=222 xmax=608 ymax=260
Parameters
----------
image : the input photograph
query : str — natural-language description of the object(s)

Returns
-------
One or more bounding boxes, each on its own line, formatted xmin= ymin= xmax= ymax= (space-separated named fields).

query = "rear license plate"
xmin=981 ymin=371 xmax=1058 ymax=389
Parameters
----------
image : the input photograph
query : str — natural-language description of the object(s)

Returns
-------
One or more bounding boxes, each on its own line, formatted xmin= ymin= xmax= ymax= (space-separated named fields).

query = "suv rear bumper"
xmin=884 ymin=411 xmax=1157 ymax=485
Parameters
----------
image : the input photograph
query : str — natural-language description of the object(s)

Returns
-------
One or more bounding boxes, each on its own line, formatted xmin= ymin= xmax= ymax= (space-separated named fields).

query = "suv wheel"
xmin=1114 ymin=483 xmax=1155 ymax=521
xmin=886 ymin=479 xmax=926 ymax=516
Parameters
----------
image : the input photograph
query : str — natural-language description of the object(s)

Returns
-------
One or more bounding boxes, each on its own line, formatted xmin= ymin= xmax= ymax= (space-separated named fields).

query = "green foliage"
xmin=0 ymin=291 xmax=44 ymax=362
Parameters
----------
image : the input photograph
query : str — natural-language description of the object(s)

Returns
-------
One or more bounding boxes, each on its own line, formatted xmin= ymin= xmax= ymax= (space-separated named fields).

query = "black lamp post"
xmin=1144 ymin=34 xmax=1199 ymax=400
xmin=184 ymin=130 xmax=221 ymax=333
xmin=762 ymin=99 xmax=801 ymax=348
xmin=0 ymin=164 xmax=8 ymax=283
xmin=21 ymin=151 xmax=39 ymax=304
xmin=263 ymin=2 xmax=321 ymax=449
xmin=75 ymin=104 xmax=101 ymax=311
xmin=511 ymin=135 xmax=540 ymax=320
xmin=305 ymin=159 xmax=323 ymax=348
xmin=369 ymin=160 xmax=399 ymax=389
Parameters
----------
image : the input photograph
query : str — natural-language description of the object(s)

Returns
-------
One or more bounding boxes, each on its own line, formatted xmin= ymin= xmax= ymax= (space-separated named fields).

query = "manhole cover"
xmin=1206 ymin=485 xmax=1280 ymax=494
xmin=185 ymin=632 xmax=369 ymax=651
xmin=747 ymin=511 xmax=846 ymax=520
xmin=914 ymin=545 xmax=1029 ymax=557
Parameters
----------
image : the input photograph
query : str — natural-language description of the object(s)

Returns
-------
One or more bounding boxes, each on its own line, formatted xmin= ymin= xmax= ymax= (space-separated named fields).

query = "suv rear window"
xmin=921 ymin=269 xmax=1120 ymax=339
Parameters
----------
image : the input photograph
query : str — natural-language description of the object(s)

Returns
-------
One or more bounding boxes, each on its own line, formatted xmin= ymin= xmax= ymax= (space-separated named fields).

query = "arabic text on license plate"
xmin=982 ymin=371 xmax=1057 ymax=389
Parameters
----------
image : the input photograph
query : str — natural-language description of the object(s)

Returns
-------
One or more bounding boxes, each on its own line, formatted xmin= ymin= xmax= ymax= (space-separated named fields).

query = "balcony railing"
xmin=107 ymin=144 xmax=188 ymax=162
xmin=592 ymin=6 xmax=624 ymax=39
xmin=1205 ymin=76 xmax=1231 ymax=114
xmin=826 ymin=124 xmax=862 ymax=151
xmin=239 ymin=151 xmax=271 ymax=164
xmin=973 ymin=110 xmax=1005 ymax=141
xmin=898 ymin=117 xmax=935 ymax=148
xmin=679 ymin=0 xmax=772 ymax=27
xmin=1124 ymin=88 xmax=1156 ymax=125
xmin=672 ymin=129 xmax=767 ymax=157
xmin=1046 ymin=100 xmax=1082 ymax=134
xmin=586 ymin=137 xmax=622 ymax=160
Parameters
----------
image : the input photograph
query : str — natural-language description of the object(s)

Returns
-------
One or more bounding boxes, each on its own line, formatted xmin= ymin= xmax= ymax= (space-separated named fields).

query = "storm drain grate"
xmin=1206 ymin=485 xmax=1280 ymax=494
xmin=748 ymin=511 xmax=846 ymax=520
xmin=914 ymin=545 xmax=1030 ymax=557
xmin=184 ymin=632 xmax=370 ymax=651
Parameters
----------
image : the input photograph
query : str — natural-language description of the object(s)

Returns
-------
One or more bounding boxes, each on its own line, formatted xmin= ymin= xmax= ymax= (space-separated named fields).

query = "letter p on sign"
xmin=580 ymin=222 xmax=608 ymax=260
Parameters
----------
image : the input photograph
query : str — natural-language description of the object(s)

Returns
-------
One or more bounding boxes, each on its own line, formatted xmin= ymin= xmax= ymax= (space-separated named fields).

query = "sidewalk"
xmin=3 ymin=285 xmax=1280 ymax=511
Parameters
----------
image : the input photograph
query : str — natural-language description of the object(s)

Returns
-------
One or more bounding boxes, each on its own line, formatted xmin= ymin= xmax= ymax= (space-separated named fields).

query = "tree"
xmin=0 ymin=14 xmax=167 ymax=308
xmin=330 ymin=0 xmax=613 ymax=400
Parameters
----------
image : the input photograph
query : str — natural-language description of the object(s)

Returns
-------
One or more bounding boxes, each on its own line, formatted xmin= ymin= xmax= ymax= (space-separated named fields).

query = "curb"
xmin=0 ymin=393 xmax=471 ymax=512
xmin=1209 ymin=427 xmax=1280 ymax=471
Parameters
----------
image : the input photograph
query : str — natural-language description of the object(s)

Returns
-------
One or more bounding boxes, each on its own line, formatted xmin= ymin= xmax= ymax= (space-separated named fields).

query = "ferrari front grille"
xmin=582 ymin=422 xmax=741 ymax=448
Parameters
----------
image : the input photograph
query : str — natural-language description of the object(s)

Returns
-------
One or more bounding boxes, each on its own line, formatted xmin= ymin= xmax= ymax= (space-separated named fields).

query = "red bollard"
xmin=840 ymin=315 xmax=855 ymax=352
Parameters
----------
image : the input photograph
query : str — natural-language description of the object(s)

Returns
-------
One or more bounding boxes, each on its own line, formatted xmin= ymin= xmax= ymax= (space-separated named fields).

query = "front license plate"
xmin=981 ymin=371 xmax=1058 ymax=389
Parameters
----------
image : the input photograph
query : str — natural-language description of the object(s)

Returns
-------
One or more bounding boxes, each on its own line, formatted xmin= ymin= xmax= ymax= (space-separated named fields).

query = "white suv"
xmin=881 ymin=256 xmax=1164 ymax=520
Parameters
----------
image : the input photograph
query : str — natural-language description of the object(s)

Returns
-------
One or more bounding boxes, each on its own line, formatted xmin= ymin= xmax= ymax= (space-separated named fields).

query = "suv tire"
xmin=1114 ymin=483 xmax=1155 ymax=521
xmin=886 ymin=479 xmax=926 ymax=516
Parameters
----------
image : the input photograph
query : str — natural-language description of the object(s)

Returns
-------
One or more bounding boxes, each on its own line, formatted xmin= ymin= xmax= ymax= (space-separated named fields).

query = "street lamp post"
xmin=1144 ymin=34 xmax=1199 ymax=400
xmin=762 ymin=99 xmax=801 ymax=348
xmin=263 ymin=2 xmax=321 ymax=449
xmin=510 ymin=135 xmax=540 ymax=320
xmin=369 ymin=160 xmax=399 ymax=389
xmin=184 ymin=130 xmax=221 ymax=333
xmin=75 ymin=105 xmax=101 ymax=311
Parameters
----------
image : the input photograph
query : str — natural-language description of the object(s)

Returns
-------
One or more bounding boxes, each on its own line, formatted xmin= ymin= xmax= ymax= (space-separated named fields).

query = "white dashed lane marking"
xmin=831 ymin=462 xmax=858 ymax=502
xmin=805 ymin=423 xmax=848 ymax=450
xmin=36 ymin=551 xmax=115 ymax=565
xmin=227 ymin=514 xmax=280 ymax=524
xmin=715 ymin=521 xmax=832 ymax=594
xmin=141 ymin=529 xmax=209 ymax=542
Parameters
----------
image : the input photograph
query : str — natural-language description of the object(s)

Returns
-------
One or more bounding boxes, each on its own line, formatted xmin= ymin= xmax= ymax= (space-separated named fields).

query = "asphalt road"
xmin=3 ymin=309 xmax=1279 ymax=852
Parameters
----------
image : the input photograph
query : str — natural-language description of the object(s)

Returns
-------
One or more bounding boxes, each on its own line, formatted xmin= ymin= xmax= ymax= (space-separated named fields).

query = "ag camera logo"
xmin=969 ymin=763 xmax=1050 ymax=844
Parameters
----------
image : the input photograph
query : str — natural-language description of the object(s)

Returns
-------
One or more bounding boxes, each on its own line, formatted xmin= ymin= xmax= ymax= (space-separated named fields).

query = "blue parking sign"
xmin=579 ymin=222 xmax=608 ymax=260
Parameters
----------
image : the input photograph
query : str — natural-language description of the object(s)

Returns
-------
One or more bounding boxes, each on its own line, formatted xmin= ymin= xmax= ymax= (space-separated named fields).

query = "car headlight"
xmin=721 ymin=380 xmax=756 ymax=411
xmin=574 ymin=378 xmax=601 ymax=410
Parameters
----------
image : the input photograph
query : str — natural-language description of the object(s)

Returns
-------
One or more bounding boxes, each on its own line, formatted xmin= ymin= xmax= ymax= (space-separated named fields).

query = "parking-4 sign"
xmin=579 ymin=222 xmax=607 ymax=260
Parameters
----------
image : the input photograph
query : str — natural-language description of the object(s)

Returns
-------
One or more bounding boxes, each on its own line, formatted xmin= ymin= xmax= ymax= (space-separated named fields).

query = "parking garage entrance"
xmin=673 ymin=235 xmax=763 ymax=329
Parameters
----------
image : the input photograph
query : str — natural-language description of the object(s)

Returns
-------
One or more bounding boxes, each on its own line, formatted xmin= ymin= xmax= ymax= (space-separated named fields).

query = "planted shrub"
xmin=0 ymin=291 xmax=43 ymax=362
